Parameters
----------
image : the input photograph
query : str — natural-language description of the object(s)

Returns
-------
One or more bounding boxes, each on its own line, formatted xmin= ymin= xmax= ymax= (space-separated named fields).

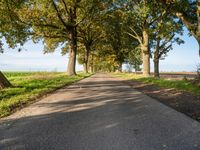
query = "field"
xmin=0 ymin=72 xmax=91 ymax=118
xmin=115 ymin=72 xmax=199 ymax=94
xmin=128 ymin=72 xmax=197 ymax=80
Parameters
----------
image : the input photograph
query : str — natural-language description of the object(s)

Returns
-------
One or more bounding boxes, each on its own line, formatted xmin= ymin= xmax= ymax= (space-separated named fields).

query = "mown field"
xmin=113 ymin=72 xmax=200 ymax=94
xmin=0 ymin=72 xmax=91 ymax=118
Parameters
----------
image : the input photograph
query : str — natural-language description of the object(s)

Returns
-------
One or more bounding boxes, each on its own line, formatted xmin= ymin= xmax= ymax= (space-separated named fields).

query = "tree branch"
xmin=35 ymin=23 xmax=62 ymax=30
xmin=149 ymin=10 xmax=166 ymax=26
xmin=61 ymin=0 xmax=69 ymax=14
xmin=176 ymin=12 xmax=196 ymax=36
xmin=52 ymin=0 xmax=69 ymax=29
xmin=160 ymin=34 xmax=175 ymax=49
xmin=127 ymin=27 xmax=142 ymax=44
xmin=159 ymin=44 xmax=172 ymax=58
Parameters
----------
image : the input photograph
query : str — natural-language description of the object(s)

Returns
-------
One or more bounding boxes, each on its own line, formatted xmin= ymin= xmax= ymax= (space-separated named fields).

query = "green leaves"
xmin=0 ymin=0 xmax=30 ymax=48
xmin=0 ymin=0 xmax=196 ymax=74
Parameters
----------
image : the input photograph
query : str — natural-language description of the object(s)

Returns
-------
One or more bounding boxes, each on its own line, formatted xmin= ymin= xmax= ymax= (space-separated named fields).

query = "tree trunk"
xmin=0 ymin=71 xmax=12 ymax=89
xmin=154 ymin=41 xmax=160 ymax=78
xmin=194 ymin=35 xmax=200 ymax=57
xmin=90 ymin=63 xmax=94 ymax=73
xmin=84 ymin=63 xmax=88 ymax=74
xmin=83 ymin=64 xmax=87 ymax=73
xmin=67 ymin=6 xmax=77 ymax=76
xmin=141 ymin=29 xmax=150 ymax=77
xmin=196 ymin=0 xmax=200 ymax=57
xmin=90 ymin=54 xmax=94 ymax=73
xmin=67 ymin=39 xmax=77 ymax=76
xmin=154 ymin=58 xmax=159 ymax=78
xmin=84 ymin=45 xmax=90 ymax=73
xmin=67 ymin=28 xmax=77 ymax=76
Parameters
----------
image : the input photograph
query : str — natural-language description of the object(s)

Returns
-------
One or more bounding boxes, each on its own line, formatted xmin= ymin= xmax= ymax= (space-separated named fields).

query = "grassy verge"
xmin=0 ymin=72 xmax=91 ymax=118
xmin=112 ymin=73 xmax=200 ymax=94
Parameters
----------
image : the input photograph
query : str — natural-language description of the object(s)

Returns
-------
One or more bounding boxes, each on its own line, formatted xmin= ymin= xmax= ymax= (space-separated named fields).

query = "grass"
xmin=0 ymin=72 xmax=91 ymax=118
xmin=112 ymin=73 xmax=200 ymax=94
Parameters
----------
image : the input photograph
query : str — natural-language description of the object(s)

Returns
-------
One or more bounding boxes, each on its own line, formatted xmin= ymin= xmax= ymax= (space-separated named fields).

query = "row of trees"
xmin=0 ymin=0 xmax=199 ymax=89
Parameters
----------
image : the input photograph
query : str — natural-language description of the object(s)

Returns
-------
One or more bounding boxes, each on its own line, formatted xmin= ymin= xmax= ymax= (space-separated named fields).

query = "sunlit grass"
xmin=0 ymin=72 xmax=91 ymax=117
xmin=112 ymin=73 xmax=200 ymax=94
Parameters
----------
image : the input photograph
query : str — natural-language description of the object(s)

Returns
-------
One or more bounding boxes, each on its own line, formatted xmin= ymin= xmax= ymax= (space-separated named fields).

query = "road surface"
xmin=1 ymin=73 xmax=200 ymax=150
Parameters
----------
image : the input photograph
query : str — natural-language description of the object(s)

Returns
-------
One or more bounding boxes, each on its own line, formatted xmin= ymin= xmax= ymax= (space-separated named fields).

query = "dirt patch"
xmin=124 ymin=80 xmax=200 ymax=121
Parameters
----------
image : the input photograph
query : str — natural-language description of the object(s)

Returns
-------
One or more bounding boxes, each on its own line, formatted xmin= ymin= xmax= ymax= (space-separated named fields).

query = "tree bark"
xmin=90 ymin=54 xmax=94 ymax=73
xmin=83 ymin=45 xmax=90 ymax=73
xmin=175 ymin=1 xmax=200 ymax=57
xmin=176 ymin=12 xmax=200 ymax=57
xmin=83 ymin=64 xmax=87 ymax=73
xmin=0 ymin=71 xmax=12 ymax=89
xmin=154 ymin=58 xmax=159 ymax=78
xmin=194 ymin=35 xmax=200 ymax=57
xmin=195 ymin=0 xmax=200 ymax=57
xmin=90 ymin=64 xmax=94 ymax=73
xmin=141 ymin=29 xmax=150 ymax=77
xmin=67 ymin=28 xmax=77 ymax=76
xmin=66 ymin=6 xmax=78 ymax=76
xmin=84 ymin=62 xmax=88 ymax=74
xmin=154 ymin=39 xmax=160 ymax=78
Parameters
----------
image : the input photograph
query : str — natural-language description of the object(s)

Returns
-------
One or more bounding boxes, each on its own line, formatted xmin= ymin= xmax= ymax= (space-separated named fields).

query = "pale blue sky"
xmin=157 ymin=29 xmax=199 ymax=72
xmin=0 ymin=29 xmax=199 ymax=72
xmin=0 ymin=40 xmax=83 ymax=72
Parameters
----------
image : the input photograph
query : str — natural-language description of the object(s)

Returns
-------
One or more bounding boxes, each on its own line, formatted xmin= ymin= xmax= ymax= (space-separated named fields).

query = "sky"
xmin=0 ymin=29 xmax=199 ymax=72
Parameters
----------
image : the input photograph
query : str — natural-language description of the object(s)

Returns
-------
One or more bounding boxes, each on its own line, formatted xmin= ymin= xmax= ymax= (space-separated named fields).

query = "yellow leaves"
xmin=114 ymin=10 xmax=124 ymax=18
xmin=97 ymin=3 xmax=106 ymax=11
xmin=106 ymin=54 xmax=118 ymax=67
xmin=162 ymin=0 xmax=176 ymax=4
xmin=18 ymin=7 xmax=41 ymax=21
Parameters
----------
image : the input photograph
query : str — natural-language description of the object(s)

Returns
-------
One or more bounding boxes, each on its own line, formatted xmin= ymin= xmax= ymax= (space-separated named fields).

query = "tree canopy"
xmin=0 ymin=0 xmax=198 ymax=85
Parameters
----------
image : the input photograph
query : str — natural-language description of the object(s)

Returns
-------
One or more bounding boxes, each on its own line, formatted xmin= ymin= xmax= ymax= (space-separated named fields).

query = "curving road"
xmin=1 ymin=73 xmax=200 ymax=150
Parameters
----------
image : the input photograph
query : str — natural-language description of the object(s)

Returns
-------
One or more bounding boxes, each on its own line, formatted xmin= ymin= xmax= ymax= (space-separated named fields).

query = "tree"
xmin=0 ymin=39 xmax=12 ymax=89
xmin=0 ymin=71 xmax=12 ymax=89
xmin=0 ymin=0 xmax=24 ymax=89
xmin=126 ymin=0 xmax=162 ymax=76
xmin=151 ymin=6 xmax=184 ymax=77
xmin=127 ymin=47 xmax=142 ymax=73
xmin=78 ymin=25 xmax=102 ymax=73
xmin=0 ymin=0 xmax=191 ymax=78
xmin=160 ymin=0 xmax=200 ymax=56
xmin=90 ymin=41 xmax=119 ymax=72
xmin=0 ymin=0 xmax=99 ymax=76
xmin=0 ymin=42 xmax=12 ymax=89
xmin=103 ymin=7 xmax=128 ymax=72
xmin=77 ymin=1 xmax=104 ymax=73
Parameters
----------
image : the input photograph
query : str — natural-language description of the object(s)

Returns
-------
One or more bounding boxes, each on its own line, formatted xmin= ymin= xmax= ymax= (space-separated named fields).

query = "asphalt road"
xmin=1 ymin=73 xmax=200 ymax=150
